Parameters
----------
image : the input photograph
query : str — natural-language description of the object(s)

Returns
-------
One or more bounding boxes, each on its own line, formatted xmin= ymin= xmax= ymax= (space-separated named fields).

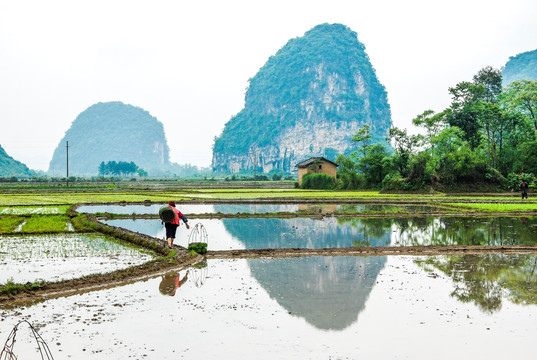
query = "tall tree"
xmin=501 ymin=80 xmax=537 ymax=131
xmin=473 ymin=66 xmax=503 ymax=103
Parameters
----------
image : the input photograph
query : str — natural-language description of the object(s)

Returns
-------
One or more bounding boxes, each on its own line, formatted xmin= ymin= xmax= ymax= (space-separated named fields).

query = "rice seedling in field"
xmin=19 ymin=215 xmax=72 ymax=233
xmin=0 ymin=278 xmax=47 ymax=294
xmin=0 ymin=205 xmax=69 ymax=215
xmin=0 ymin=216 xmax=25 ymax=233
xmin=445 ymin=202 xmax=537 ymax=213
xmin=0 ymin=233 xmax=154 ymax=260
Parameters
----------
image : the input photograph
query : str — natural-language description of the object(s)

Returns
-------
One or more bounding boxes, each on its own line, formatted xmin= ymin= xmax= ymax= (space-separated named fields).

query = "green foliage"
xmin=0 ymin=216 xmax=25 ymax=233
xmin=301 ymin=173 xmax=336 ymax=190
xmin=187 ymin=242 xmax=207 ymax=254
xmin=0 ymin=278 xmax=47 ymax=295
xmin=335 ymin=154 xmax=364 ymax=189
xmin=506 ymin=172 xmax=536 ymax=191
xmin=99 ymin=161 xmax=139 ymax=176
xmin=17 ymin=215 xmax=71 ymax=233
xmin=501 ymin=80 xmax=537 ymax=130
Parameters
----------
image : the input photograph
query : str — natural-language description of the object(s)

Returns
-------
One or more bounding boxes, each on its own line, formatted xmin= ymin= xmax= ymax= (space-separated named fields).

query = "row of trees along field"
xmin=98 ymin=161 xmax=147 ymax=177
xmin=336 ymin=67 xmax=537 ymax=191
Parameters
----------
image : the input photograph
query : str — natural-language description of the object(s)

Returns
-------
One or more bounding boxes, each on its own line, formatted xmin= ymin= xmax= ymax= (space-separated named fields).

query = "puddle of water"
xmin=1 ymin=255 xmax=536 ymax=359
xmin=0 ymin=234 xmax=153 ymax=283
xmin=103 ymin=216 xmax=537 ymax=250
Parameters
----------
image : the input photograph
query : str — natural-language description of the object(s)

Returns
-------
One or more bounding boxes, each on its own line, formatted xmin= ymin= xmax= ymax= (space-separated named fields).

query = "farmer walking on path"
xmin=162 ymin=201 xmax=190 ymax=248
xmin=520 ymin=180 xmax=529 ymax=199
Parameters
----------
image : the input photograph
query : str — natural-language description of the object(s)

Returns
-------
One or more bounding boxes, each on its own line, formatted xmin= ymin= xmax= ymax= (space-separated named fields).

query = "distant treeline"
xmin=98 ymin=161 xmax=145 ymax=177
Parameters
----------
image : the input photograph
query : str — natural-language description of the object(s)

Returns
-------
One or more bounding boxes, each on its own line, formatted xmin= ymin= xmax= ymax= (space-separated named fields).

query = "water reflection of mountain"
xmin=248 ymin=256 xmax=386 ymax=330
xmin=221 ymin=218 xmax=392 ymax=249
xmin=221 ymin=218 xmax=389 ymax=330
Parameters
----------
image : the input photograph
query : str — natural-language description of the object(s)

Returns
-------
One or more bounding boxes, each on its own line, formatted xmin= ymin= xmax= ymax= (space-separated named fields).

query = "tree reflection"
xmin=416 ymin=254 xmax=537 ymax=313
xmin=338 ymin=216 xmax=537 ymax=247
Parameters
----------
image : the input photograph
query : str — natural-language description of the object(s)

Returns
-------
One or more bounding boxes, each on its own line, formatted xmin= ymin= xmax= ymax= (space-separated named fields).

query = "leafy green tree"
xmin=335 ymin=153 xmax=363 ymax=189
xmin=358 ymin=143 xmax=392 ymax=186
xmin=472 ymin=66 xmax=503 ymax=103
xmin=388 ymin=127 xmax=421 ymax=177
xmin=351 ymin=124 xmax=372 ymax=157
xmin=501 ymin=79 xmax=537 ymax=131
xmin=446 ymin=82 xmax=486 ymax=149
xmin=411 ymin=109 xmax=447 ymax=147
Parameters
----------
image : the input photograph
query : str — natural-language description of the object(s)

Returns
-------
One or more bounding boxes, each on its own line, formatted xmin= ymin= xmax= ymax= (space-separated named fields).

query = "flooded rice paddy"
xmin=78 ymin=203 xmax=442 ymax=215
xmin=1 ymin=255 xmax=536 ymax=359
xmin=103 ymin=216 xmax=537 ymax=250
xmin=0 ymin=234 xmax=153 ymax=283
xmin=3 ymin=202 xmax=537 ymax=359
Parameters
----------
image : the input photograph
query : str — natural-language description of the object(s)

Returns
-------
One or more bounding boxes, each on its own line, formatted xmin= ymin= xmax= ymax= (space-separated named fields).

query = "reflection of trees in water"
xmin=248 ymin=256 xmax=386 ymax=331
xmin=416 ymin=254 xmax=537 ymax=313
xmin=338 ymin=216 xmax=537 ymax=247
xmin=336 ymin=217 xmax=393 ymax=246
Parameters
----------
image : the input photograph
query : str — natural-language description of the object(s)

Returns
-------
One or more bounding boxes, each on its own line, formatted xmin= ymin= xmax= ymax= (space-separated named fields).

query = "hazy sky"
xmin=1 ymin=0 xmax=536 ymax=171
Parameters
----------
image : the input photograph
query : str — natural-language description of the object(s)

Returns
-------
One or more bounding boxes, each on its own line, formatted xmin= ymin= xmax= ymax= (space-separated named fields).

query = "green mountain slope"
xmin=502 ymin=48 xmax=537 ymax=86
xmin=212 ymin=23 xmax=391 ymax=173
xmin=48 ymin=102 xmax=171 ymax=176
xmin=0 ymin=145 xmax=33 ymax=177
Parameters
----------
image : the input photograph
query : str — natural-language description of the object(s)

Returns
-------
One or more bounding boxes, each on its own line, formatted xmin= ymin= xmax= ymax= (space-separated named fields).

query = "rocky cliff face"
xmin=48 ymin=102 xmax=170 ymax=176
xmin=212 ymin=23 xmax=391 ymax=173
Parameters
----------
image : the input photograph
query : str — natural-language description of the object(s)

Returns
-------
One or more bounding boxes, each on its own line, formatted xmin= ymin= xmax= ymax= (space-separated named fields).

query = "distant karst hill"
xmin=212 ymin=23 xmax=392 ymax=174
xmin=0 ymin=145 xmax=33 ymax=177
xmin=48 ymin=102 xmax=171 ymax=176
xmin=502 ymin=48 xmax=537 ymax=86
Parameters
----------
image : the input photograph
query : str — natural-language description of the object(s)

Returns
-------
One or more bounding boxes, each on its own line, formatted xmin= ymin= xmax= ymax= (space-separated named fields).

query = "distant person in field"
xmin=165 ymin=201 xmax=189 ymax=248
xmin=520 ymin=180 xmax=529 ymax=199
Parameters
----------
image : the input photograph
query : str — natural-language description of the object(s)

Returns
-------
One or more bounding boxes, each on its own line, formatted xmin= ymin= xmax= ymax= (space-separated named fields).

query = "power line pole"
xmin=66 ymin=141 xmax=69 ymax=187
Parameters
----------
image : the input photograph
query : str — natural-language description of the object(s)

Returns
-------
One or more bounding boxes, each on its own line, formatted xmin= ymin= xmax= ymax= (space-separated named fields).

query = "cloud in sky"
xmin=1 ymin=0 xmax=536 ymax=171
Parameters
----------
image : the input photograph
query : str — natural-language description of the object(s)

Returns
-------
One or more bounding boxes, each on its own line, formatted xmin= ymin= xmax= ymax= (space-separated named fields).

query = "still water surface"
xmin=1 ymin=255 xmax=536 ymax=359
xmin=103 ymin=216 xmax=537 ymax=250
xmin=77 ymin=203 xmax=441 ymax=214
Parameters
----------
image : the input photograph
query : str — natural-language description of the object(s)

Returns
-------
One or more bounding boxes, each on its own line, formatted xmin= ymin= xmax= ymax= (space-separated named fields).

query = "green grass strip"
xmin=0 ymin=216 xmax=25 ymax=232
xmin=20 ymin=215 xmax=72 ymax=233
xmin=445 ymin=202 xmax=537 ymax=212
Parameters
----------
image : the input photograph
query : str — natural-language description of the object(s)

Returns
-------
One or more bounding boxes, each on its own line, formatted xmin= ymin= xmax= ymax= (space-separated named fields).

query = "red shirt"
xmin=170 ymin=206 xmax=184 ymax=225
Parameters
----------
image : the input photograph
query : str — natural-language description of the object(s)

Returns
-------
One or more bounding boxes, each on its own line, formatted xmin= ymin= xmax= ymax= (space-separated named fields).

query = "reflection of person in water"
xmin=159 ymin=271 xmax=189 ymax=296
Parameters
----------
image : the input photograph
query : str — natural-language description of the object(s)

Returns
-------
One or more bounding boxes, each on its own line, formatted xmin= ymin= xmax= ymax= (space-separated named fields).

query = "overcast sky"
xmin=1 ymin=0 xmax=536 ymax=171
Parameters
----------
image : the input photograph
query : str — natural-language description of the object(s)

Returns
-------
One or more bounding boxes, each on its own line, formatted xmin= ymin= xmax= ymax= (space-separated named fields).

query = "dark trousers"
xmin=165 ymin=223 xmax=179 ymax=238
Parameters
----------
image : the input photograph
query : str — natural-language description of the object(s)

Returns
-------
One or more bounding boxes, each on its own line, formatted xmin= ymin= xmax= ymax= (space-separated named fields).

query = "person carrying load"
xmin=160 ymin=201 xmax=190 ymax=248
xmin=520 ymin=180 xmax=529 ymax=199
